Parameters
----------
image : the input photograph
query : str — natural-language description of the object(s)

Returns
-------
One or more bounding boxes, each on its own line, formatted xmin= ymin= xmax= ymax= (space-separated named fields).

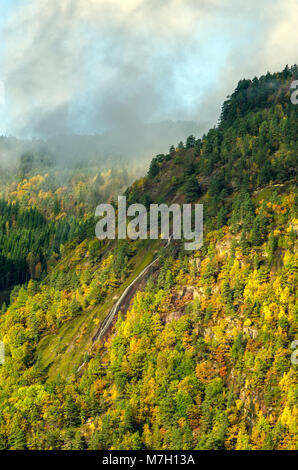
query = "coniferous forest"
xmin=0 ymin=66 xmax=297 ymax=450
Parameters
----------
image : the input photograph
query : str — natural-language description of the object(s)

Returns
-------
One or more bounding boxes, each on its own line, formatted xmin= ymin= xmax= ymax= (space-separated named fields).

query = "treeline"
xmin=143 ymin=65 xmax=297 ymax=230
xmin=0 ymin=66 xmax=296 ymax=450
xmin=0 ymin=199 xmax=95 ymax=290
xmin=0 ymin=185 xmax=296 ymax=450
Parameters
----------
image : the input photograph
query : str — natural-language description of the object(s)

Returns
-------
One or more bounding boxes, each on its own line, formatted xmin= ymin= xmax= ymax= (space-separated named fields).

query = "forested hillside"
xmin=0 ymin=66 xmax=297 ymax=450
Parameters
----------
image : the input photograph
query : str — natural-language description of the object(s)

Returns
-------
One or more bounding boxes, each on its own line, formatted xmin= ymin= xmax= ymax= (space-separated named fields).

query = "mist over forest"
xmin=0 ymin=120 xmax=200 ymax=170
xmin=1 ymin=0 xmax=297 ymax=170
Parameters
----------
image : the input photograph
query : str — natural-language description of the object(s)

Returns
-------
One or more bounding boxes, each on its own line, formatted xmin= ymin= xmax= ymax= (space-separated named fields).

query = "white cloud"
xmin=0 ymin=0 xmax=297 ymax=138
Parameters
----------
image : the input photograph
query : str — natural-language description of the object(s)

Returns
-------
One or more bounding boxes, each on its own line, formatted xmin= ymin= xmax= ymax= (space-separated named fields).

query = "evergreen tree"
xmin=185 ymin=175 xmax=201 ymax=202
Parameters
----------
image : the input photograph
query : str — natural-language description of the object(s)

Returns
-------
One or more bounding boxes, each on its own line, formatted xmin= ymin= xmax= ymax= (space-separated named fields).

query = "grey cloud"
xmin=0 ymin=0 xmax=297 ymax=162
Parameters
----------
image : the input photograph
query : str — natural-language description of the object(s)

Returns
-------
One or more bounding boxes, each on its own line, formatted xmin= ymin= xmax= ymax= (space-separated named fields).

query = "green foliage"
xmin=0 ymin=66 xmax=297 ymax=451
xmin=184 ymin=175 xmax=201 ymax=203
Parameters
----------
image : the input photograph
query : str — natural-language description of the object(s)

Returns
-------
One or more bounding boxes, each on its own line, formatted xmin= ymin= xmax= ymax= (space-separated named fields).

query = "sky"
xmin=0 ymin=0 xmax=297 ymax=141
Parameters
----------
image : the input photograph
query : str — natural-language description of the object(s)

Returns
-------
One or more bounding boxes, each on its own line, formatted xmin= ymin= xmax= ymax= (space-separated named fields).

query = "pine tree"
xmin=148 ymin=158 xmax=159 ymax=177
xmin=186 ymin=135 xmax=196 ymax=148
xmin=185 ymin=175 xmax=201 ymax=202
xmin=65 ymin=397 xmax=80 ymax=428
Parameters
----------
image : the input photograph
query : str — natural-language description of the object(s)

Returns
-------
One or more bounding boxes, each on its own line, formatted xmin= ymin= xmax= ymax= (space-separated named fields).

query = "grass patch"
xmin=36 ymin=239 xmax=159 ymax=379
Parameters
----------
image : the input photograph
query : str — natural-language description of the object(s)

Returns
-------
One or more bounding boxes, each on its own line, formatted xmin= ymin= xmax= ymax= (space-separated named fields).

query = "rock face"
xmin=92 ymin=259 xmax=159 ymax=342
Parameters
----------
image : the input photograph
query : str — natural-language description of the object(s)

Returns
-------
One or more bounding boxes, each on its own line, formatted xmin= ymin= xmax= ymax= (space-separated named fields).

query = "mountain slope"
xmin=0 ymin=66 xmax=297 ymax=450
